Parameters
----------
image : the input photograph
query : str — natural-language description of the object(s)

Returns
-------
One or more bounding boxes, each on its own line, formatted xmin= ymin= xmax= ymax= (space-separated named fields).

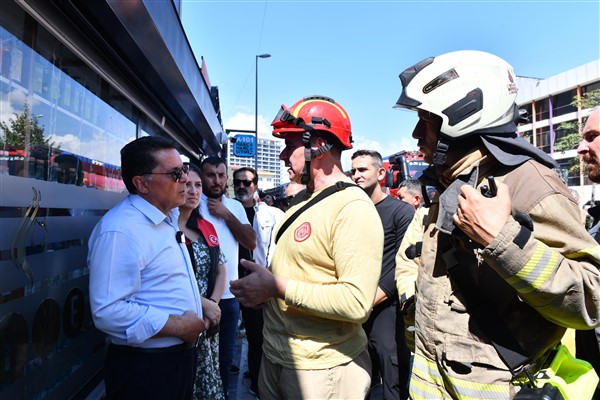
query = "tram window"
xmin=0 ymin=28 xmax=135 ymax=192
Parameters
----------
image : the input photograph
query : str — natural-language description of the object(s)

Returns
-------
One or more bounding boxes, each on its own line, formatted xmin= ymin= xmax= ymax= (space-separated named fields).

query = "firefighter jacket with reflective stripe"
xmin=410 ymin=157 xmax=600 ymax=400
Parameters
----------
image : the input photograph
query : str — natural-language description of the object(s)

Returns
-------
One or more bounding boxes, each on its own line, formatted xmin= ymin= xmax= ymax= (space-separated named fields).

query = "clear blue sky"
xmin=181 ymin=0 xmax=600 ymax=169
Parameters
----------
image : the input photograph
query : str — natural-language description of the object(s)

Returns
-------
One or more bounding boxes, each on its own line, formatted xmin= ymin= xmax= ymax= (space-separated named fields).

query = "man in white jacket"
xmin=234 ymin=166 xmax=284 ymax=396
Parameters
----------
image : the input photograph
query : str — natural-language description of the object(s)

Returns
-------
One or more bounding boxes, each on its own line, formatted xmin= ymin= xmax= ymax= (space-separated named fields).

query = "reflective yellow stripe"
xmin=507 ymin=243 xmax=558 ymax=293
xmin=445 ymin=374 xmax=509 ymax=399
xmin=410 ymin=377 xmax=446 ymax=399
xmin=291 ymin=99 xmax=348 ymax=119
xmin=410 ymin=354 xmax=446 ymax=399
xmin=566 ymin=245 xmax=600 ymax=264
xmin=411 ymin=353 xmax=510 ymax=399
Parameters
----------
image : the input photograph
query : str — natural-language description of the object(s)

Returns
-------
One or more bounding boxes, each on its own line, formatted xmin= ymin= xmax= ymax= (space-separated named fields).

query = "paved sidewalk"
xmin=229 ymin=330 xmax=255 ymax=400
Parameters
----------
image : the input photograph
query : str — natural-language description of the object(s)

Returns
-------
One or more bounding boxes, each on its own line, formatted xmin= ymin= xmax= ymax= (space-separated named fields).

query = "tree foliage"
xmin=554 ymin=121 xmax=581 ymax=151
xmin=555 ymin=89 xmax=600 ymax=152
xmin=0 ymin=103 xmax=50 ymax=147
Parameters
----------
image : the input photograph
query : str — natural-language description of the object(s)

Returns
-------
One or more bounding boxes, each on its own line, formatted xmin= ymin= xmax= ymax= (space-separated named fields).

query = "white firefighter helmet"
xmin=395 ymin=50 xmax=519 ymax=139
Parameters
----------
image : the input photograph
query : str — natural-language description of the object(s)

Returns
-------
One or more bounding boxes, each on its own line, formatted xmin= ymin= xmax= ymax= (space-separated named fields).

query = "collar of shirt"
xmin=129 ymin=194 xmax=180 ymax=226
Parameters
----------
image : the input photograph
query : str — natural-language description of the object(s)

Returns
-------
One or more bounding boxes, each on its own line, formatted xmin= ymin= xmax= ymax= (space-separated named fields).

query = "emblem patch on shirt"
xmin=209 ymin=234 xmax=219 ymax=246
xmin=294 ymin=222 xmax=311 ymax=242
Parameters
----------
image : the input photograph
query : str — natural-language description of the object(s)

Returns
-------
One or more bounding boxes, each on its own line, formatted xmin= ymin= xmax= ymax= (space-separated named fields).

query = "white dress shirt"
xmin=88 ymin=195 xmax=202 ymax=348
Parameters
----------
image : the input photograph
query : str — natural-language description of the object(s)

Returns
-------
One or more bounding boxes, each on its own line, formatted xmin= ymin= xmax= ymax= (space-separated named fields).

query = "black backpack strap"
xmin=275 ymin=182 xmax=357 ymax=244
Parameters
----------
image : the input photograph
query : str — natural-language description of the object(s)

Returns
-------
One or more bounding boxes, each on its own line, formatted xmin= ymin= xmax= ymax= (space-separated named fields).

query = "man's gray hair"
xmin=398 ymin=178 xmax=422 ymax=195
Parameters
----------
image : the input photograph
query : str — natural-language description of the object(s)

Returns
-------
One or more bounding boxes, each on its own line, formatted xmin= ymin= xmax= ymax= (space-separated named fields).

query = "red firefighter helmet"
xmin=271 ymin=95 xmax=353 ymax=149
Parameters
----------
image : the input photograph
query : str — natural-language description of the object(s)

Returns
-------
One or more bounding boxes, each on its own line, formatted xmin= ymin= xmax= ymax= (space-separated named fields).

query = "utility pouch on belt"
xmin=513 ymin=343 xmax=598 ymax=400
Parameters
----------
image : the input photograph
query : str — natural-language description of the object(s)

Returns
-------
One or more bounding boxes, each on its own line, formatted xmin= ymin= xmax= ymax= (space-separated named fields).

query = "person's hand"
xmin=230 ymin=259 xmax=278 ymax=307
xmin=203 ymin=317 xmax=212 ymax=331
xmin=206 ymin=197 xmax=230 ymax=220
xmin=453 ymin=182 xmax=511 ymax=247
xmin=202 ymin=298 xmax=221 ymax=327
xmin=178 ymin=310 xmax=206 ymax=343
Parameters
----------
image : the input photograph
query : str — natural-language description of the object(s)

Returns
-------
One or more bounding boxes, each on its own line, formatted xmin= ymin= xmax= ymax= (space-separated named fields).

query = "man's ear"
xmin=313 ymin=136 xmax=328 ymax=148
xmin=377 ymin=167 xmax=386 ymax=181
xmin=414 ymin=193 xmax=422 ymax=207
xmin=132 ymin=175 xmax=149 ymax=194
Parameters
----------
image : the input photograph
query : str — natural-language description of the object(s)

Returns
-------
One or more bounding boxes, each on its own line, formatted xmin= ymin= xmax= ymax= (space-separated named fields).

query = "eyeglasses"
xmin=233 ymin=179 xmax=253 ymax=187
xmin=143 ymin=163 xmax=190 ymax=182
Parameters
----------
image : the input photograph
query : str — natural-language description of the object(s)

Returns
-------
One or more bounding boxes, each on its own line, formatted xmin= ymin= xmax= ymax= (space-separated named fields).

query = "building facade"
xmin=0 ymin=1 xmax=222 ymax=398
xmin=516 ymin=59 xmax=600 ymax=199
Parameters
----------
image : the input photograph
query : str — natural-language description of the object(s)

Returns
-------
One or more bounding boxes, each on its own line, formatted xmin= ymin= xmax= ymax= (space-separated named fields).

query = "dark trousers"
xmin=219 ymin=298 xmax=240 ymax=399
xmin=363 ymin=297 xmax=411 ymax=400
xmin=576 ymin=328 xmax=600 ymax=372
xmin=104 ymin=344 xmax=196 ymax=400
xmin=576 ymin=328 xmax=600 ymax=399
xmin=240 ymin=304 xmax=264 ymax=390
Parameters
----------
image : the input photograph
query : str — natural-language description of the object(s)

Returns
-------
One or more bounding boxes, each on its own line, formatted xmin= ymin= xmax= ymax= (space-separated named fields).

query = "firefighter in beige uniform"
xmin=231 ymin=96 xmax=383 ymax=399
xmin=394 ymin=50 xmax=600 ymax=399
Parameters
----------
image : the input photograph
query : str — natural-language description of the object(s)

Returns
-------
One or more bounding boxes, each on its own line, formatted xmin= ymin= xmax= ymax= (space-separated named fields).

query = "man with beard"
xmin=394 ymin=50 xmax=600 ymax=399
xmin=230 ymin=95 xmax=383 ymax=399
xmin=576 ymin=108 xmax=600 ymax=379
xmin=199 ymin=156 xmax=256 ymax=399
xmin=233 ymin=166 xmax=284 ymax=397
xmin=350 ymin=149 xmax=414 ymax=399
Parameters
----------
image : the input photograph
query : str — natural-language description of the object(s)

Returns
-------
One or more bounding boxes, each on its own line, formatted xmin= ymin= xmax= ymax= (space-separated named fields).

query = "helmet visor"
xmin=271 ymin=104 xmax=293 ymax=129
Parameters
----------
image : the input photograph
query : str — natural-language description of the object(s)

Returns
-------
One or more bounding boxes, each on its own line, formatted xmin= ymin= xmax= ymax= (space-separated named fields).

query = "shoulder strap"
xmin=275 ymin=181 xmax=357 ymax=244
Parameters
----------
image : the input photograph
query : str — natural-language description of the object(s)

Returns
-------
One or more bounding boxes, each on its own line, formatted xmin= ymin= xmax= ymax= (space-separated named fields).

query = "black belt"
xmin=110 ymin=340 xmax=197 ymax=354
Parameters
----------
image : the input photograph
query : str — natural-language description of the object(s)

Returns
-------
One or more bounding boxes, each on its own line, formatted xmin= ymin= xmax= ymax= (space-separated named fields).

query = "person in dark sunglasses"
xmin=144 ymin=162 xmax=189 ymax=182
xmin=233 ymin=167 xmax=284 ymax=396
xmin=88 ymin=136 xmax=204 ymax=400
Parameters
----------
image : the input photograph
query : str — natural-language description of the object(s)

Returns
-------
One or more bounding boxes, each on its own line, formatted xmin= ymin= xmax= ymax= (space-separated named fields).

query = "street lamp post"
xmin=255 ymin=53 xmax=271 ymax=173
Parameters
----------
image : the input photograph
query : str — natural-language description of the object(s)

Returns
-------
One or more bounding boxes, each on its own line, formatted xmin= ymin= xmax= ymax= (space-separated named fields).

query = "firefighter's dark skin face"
xmin=413 ymin=109 xmax=442 ymax=164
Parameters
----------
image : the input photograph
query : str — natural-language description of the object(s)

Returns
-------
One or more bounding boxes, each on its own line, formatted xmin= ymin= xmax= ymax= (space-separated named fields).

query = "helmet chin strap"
xmin=433 ymin=138 xmax=450 ymax=165
xmin=300 ymin=129 xmax=333 ymax=184
xmin=280 ymin=112 xmax=335 ymax=184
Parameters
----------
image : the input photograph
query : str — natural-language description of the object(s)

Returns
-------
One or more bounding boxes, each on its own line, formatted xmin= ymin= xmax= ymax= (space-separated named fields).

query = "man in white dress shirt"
xmin=88 ymin=136 xmax=205 ymax=400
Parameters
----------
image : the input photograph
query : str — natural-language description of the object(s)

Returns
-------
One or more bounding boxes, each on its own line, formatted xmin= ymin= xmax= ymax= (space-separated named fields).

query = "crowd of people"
xmin=87 ymin=49 xmax=600 ymax=400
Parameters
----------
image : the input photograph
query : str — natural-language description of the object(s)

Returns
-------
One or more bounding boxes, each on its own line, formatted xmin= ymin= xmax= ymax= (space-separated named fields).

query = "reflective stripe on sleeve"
xmin=565 ymin=245 xmax=600 ymax=264
xmin=507 ymin=242 xmax=559 ymax=294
